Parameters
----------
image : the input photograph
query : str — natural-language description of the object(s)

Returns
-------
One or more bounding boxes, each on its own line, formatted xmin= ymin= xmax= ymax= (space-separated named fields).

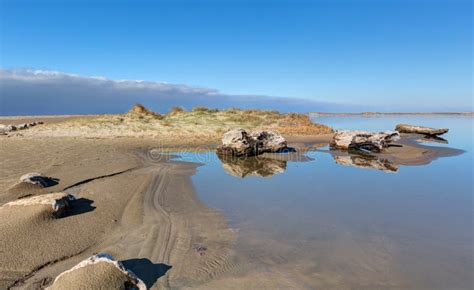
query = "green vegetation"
xmin=192 ymin=106 xmax=219 ymax=113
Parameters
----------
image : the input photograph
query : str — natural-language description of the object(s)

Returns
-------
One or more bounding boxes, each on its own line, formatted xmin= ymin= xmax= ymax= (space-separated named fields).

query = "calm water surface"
xmin=178 ymin=116 xmax=473 ymax=289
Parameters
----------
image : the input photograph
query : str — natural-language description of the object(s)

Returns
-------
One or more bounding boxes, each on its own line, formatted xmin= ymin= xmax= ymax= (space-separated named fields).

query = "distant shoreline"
xmin=310 ymin=112 xmax=474 ymax=117
xmin=1 ymin=111 xmax=473 ymax=119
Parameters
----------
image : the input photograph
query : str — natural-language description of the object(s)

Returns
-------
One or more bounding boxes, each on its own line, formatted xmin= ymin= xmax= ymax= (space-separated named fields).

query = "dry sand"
xmin=0 ymin=116 xmax=464 ymax=289
xmin=0 ymin=137 xmax=235 ymax=289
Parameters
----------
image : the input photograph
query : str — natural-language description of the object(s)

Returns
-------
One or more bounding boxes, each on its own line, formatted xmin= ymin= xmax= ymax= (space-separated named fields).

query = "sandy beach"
xmin=0 ymin=135 xmax=239 ymax=289
xmin=0 ymin=111 xmax=465 ymax=289
xmin=2 ymin=1 xmax=471 ymax=287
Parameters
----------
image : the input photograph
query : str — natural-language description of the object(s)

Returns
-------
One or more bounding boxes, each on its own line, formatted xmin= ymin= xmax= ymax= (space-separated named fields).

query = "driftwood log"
xmin=330 ymin=130 xmax=400 ymax=153
xmin=0 ymin=121 xmax=43 ymax=135
xmin=395 ymin=124 xmax=448 ymax=136
xmin=216 ymin=129 xmax=294 ymax=157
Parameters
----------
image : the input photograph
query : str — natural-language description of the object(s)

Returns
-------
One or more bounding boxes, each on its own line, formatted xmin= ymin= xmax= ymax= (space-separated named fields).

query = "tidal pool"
xmin=176 ymin=116 xmax=473 ymax=289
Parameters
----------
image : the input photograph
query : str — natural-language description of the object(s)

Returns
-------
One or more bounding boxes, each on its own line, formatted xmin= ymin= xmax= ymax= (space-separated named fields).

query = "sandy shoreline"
xmin=0 ymin=119 xmax=465 ymax=288
xmin=1 ymin=137 xmax=237 ymax=289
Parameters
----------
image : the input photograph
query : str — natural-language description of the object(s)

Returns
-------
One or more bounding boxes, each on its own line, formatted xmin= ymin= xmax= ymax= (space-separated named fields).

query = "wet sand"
xmin=0 ymin=132 xmax=464 ymax=289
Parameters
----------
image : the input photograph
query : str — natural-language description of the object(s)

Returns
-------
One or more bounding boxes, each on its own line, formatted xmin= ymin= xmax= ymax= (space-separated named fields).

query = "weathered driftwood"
xmin=217 ymin=129 xmax=256 ymax=157
xmin=395 ymin=124 xmax=448 ymax=136
xmin=330 ymin=130 xmax=400 ymax=153
xmin=0 ymin=121 xmax=43 ymax=134
xmin=216 ymin=129 xmax=293 ymax=157
xmin=249 ymin=130 xmax=288 ymax=153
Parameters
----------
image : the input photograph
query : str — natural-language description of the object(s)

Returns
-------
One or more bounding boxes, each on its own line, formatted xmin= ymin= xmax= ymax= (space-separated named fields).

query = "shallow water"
xmin=178 ymin=116 xmax=473 ymax=289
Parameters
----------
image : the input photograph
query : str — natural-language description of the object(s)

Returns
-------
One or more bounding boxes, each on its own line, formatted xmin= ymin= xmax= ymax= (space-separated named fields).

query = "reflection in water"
xmin=331 ymin=152 xmax=399 ymax=172
xmin=416 ymin=135 xmax=449 ymax=144
xmin=217 ymin=153 xmax=314 ymax=178
xmin=192 ymin=116 xmax=472 ymax=289
xmin=218 ymin=155 xmax=287 ymax=178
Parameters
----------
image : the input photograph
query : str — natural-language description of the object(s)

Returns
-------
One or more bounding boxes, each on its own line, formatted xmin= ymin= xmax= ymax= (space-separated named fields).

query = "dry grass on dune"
xmin=126 ymin=103 xmax=163 ymax=119
xmin=277 ymin=113 xmax=334 ymax=135
xmin=16 ymin=104 xmax=333 ymax=139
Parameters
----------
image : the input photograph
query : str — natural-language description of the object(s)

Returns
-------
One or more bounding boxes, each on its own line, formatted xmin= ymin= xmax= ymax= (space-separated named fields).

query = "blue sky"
xmin=0 ymin=0 xmax=472 ymax=112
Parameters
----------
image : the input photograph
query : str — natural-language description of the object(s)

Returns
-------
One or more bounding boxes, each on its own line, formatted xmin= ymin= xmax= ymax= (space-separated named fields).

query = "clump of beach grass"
xmin=126 ymin=103 xmax=163 ymax=119
xmin=192 ymin=106 xmax=219 ymax=113
xmin=166 ymin=106 xmax=187 ymax=116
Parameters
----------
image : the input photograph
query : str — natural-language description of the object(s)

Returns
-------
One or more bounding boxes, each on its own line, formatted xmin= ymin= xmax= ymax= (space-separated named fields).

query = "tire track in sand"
xmin=101 ymin=152 xmax=237 ymax=289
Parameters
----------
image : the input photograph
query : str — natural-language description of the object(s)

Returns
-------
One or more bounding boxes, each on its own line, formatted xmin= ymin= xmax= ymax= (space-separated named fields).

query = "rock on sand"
xmin=3 ymin=192 xmax=74 ymax=218
xmin=19 ymin=172 xmax=58 ymax=187
xmin=47 ymin=254 xmax=146 ymax=290
xmin=0 ymin=192 xmax=83 ymax=288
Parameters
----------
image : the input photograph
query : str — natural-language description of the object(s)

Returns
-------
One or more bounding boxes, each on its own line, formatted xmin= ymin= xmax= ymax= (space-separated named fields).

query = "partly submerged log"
xmin=395 ymin=124 xmax=448 ymax=136
xmin=330 ymin=130 xmax=400 ymax=153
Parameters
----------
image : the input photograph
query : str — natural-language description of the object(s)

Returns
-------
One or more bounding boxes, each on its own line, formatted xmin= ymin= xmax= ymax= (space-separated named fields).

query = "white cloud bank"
xmin=0 ymin=69 xmax=360 ymax=116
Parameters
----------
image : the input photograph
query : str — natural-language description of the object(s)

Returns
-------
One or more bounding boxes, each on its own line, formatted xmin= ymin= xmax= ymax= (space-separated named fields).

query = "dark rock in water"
xmin=330 ymin=130 xmax=400 ymax=153
xmin=395 ymin=124 xmax=449 ymax=136
xmin=19 ymin=172 xmax=59 ymax=188
xmin=216 ymin=129 xmax=293 ymax=157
